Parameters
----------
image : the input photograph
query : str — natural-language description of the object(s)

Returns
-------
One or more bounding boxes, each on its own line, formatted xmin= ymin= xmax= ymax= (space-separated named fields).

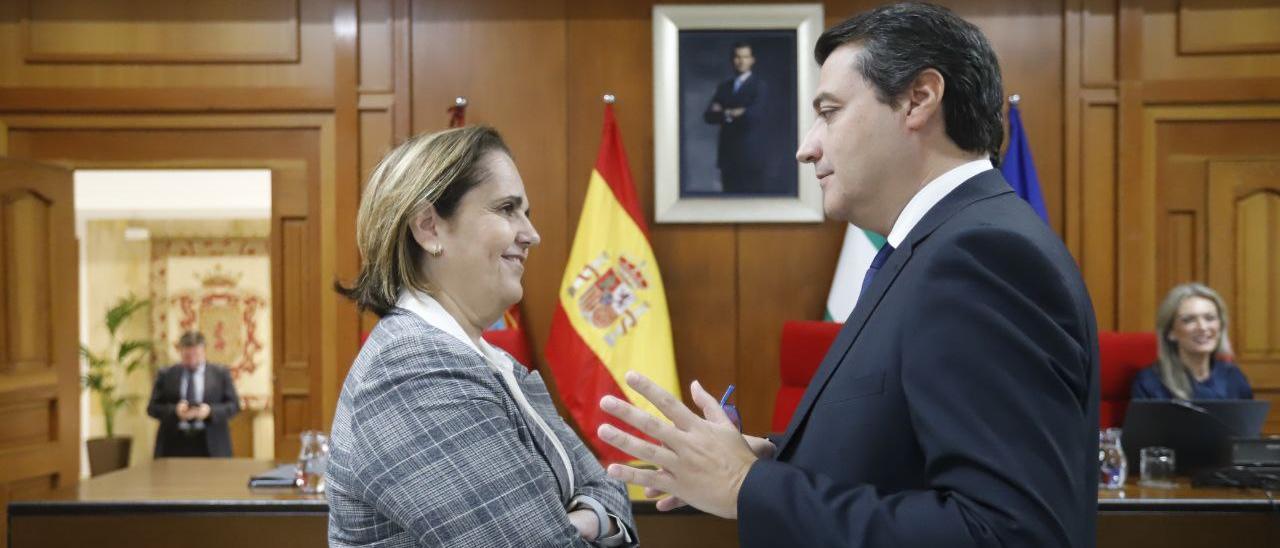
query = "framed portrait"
xmin=653 ymin=4 xmax=823 ymax=223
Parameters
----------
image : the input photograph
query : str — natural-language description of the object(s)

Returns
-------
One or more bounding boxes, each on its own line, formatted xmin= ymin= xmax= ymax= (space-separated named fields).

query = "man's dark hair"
xmin=177 ymin=331 xmax=206 ymax=348
xmin=815 ymin=2 xmax=1004 ymax=164
xmin=731 ymin=42 xmax=752 ymax=57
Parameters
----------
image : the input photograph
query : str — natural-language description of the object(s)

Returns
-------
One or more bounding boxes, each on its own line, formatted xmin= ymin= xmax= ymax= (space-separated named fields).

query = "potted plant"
xmin=81 ymin=294 xmax=153 ymax=476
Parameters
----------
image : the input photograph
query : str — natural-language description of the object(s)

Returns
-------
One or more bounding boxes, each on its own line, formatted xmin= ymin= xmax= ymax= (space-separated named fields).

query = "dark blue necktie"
xmin=860 ymin=243 xmax=896 ymax=295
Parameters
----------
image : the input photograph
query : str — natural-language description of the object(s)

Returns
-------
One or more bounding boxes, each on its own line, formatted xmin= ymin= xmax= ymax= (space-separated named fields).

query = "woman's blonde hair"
xmin=336 ymin=125 xmax=510 ymax=316
xmin=1153 ymin=282 xmax=1233 ymax=400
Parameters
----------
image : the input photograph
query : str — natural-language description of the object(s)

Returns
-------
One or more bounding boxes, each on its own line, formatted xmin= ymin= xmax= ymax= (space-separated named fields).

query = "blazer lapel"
xmin=774 ymin=170 xmax=1015 ymax=457
xmin=168 ymin=367 xmax=185 ymax=401
xmin=201 ymin=366 xmax=216 ymax=403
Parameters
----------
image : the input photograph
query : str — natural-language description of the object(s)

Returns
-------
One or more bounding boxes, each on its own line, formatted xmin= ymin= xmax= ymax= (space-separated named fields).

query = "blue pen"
xmin=719 ymin=384 xmax=742 ymax=431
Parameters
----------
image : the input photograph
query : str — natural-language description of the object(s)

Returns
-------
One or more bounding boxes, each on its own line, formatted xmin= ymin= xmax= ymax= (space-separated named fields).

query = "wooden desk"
xmin=8 ymin=460 xmax=1278 ymax=547
xmin=1098 ymin=478 xmax=1280 ymax=547
xmin=8 ymin=459 xmax=326 ymax=548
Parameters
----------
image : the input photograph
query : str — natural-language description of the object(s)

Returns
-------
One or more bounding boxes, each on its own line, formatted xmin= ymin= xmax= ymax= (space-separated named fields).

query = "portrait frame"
xmin=653 ymin=4 xmax=823 ymax=224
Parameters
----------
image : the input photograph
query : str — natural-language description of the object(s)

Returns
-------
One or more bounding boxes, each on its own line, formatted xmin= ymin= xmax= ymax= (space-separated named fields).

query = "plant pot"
xmin=86 ymin=436 xmax=132 ymax=476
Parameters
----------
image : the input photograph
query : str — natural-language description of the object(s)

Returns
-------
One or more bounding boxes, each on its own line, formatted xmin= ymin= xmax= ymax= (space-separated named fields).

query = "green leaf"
xmin=117 ymin=339 xmax=153 ymax=364
xmin=105 ymin=295 xmax=150 ymax=337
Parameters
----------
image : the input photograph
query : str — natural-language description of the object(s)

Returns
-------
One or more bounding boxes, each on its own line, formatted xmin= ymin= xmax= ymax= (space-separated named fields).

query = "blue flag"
xmin=1001 ymin=103 xmax=1049 ymax=223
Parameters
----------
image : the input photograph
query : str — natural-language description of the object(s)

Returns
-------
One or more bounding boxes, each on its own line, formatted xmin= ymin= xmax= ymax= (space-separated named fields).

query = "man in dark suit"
xmin=146 ymin=330 xmax=241 ymax=457
xmin=703 ymin=42 xmax=771 ymax=194
xmin=597 ymin=3 xmax=1099 ymax=547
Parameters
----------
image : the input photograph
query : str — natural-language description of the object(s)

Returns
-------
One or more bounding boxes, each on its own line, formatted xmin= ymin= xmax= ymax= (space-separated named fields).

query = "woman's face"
xmin=426 ymin=151 xmax=540 ymax=325
xmin=1167 ymin=295 xmax=1221 ymax=358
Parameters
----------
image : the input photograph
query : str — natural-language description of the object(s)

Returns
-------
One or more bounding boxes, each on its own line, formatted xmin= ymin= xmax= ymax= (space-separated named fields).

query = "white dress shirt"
xmin=180 ymin=362 xmax=206 ymax=403
xmin=886 ymin=158 xmax=994 ymax=248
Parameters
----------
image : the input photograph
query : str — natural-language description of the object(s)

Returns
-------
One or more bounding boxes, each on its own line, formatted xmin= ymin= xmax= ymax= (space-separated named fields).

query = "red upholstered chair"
xmin=772 ymin=321 xmax=843 ymax=433
xmin=1098 ymin=331 xmax=1158 ymax=429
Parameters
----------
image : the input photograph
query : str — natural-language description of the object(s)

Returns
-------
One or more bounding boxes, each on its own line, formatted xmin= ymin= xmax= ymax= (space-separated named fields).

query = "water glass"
xmin=1099 ymin=427 xmax=1127 ymax=489
xmin=296 ymin=430 xmax=331 ymax=494
xmin=1139 ymin=446 xmax=1176 ymax=488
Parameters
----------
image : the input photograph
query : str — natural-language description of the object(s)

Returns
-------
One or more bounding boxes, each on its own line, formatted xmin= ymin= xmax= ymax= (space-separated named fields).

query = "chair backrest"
xmin=1098 ymin=331 xmax=1158 ymax=428
xmin=772 ymin=321 xmax=842 ymax=433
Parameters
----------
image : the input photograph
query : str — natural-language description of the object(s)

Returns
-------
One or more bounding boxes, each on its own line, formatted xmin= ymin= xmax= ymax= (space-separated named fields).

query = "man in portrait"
xmin=703 ymin=42 xmax=772 ymax=194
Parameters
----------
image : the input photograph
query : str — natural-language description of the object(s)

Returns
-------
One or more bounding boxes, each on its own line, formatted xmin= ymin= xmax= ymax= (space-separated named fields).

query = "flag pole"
xmin=447 ymin=96 xmax=468 ymax=128
xmin=1008 ymin=93 xmax=1021 ymax=106
xmin=602 ymin=92 xmax=616 ymax=104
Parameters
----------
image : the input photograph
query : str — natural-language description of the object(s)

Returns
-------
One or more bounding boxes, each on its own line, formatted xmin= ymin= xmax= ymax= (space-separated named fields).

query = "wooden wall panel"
xmin=1082 ymin=0 xmax=1118 ymax=87
xmin=0 ymin=0 xmax=337 ymax=111
xmin=3 ymin=191 xmax=49 ymax=371
xmin=1234 ymin=192 xmax=1278 ymax=356
xmin=1178 ymin=0 xmax=1280 ymax=55
xmin=0 ymin=400 xmax=50 ymax=449
xmin=1079 ymin=101 xmax=1118 ymax=329
xmin=1140 ymin=0 xmax=1280 ymax=82
xmin=357 ymin=0 xmax=394 ymax=92
xmin=24 ymin=0 xmax=300 ymax=63
xmin=412 ymin=0 xmax=570 ymax=373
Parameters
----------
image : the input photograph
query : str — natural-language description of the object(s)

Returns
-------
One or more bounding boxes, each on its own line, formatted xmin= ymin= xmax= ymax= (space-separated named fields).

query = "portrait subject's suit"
xmin=703 ymin=74 xmax=771 ymax=193
xmin=739 ymin=170 xmax=1100 ymax=547
xmin=146 ymin=363 xmax=240 ymax=458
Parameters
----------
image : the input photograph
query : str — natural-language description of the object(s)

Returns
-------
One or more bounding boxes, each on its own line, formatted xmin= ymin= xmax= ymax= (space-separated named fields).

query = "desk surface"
xmin=9 ymin=458 xmax=326 ymax=515
xmin=1098 ymin=478 xmax=1276 ymax=512
xmin=9 ymin=459 xmax=1276 ymax=515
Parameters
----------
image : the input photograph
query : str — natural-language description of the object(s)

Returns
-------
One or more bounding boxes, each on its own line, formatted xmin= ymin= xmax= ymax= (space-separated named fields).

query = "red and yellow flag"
xmin=546 ymin=104 xmax=680 ymax=463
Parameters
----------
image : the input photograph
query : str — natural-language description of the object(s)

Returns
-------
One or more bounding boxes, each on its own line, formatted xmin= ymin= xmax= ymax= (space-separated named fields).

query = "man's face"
xmin=179 ymin=344 xmax=205 ymax=369
xmin=732 ymin=46 xmax=755 ymax=74
xmin=796 ymin=44 xmax=908 ymax=227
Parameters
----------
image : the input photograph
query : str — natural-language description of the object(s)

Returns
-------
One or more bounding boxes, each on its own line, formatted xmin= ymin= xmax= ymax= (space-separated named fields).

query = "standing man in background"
xmin=704 ymin=42 xmax=771 ymax=194
xmin=598 ymin=3 xmax=1100 ymax=546
xmin=147 ymin=331 xmax=241 ymax=457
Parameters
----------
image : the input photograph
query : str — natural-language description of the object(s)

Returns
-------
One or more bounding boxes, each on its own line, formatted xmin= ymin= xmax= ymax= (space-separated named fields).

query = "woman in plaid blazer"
xmin=329 ymin=126 xmax=636 ymax=547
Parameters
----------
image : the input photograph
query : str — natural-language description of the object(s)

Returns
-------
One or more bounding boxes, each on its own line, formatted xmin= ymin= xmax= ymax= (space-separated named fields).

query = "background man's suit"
xmin=703 ymin=74 xmax=770 ymax=193
xmin=739 ymin=170 xmax=1100 ymax=547
xmin=146 ymin=363 xmax=241 ymax=457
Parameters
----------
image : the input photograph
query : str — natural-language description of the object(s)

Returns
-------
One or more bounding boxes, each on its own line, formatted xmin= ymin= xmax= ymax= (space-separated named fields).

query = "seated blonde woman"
xmin=329 ymin=126 xmax=636 ymax=547
xmin=1131 ymin=282 xmax=1252 ymax=400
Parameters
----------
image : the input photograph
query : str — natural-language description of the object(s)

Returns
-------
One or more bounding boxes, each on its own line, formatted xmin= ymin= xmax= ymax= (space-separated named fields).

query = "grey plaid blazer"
xmin=327 ymin=310 xmax=637 ymax=547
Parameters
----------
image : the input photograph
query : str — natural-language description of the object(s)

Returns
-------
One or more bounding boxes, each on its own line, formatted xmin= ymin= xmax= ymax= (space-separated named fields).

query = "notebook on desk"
xmin=248 ymin=464 xmax=299 ymax=488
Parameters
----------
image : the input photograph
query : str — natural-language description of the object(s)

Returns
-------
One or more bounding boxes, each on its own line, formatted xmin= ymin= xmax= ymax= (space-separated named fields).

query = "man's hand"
xmin=567 ymin=509 xmax=599 ymax=541
xmin=176 ymin=400 xmax=191 ymax=420
xmin=709 ymin=102 xmax=723 ymax=112
xmin=196 ymin=403 xmax=212 ymax=421
xmin=642 ymin=434 xmax=776 ymax=511
xmin=597 ymin=373 xmax=757 ymax=519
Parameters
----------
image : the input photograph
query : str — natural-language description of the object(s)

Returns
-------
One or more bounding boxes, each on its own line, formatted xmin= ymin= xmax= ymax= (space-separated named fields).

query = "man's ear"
xmin=903 ymin=68 xmax=944 ymax=132
xmin=408 ymin=205 xmax=442 ymax=253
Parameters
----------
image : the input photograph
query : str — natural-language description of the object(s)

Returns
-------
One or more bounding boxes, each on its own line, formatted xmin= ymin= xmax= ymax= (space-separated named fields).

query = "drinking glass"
xmin=1139 ymin=446 xmax=1176 ymax=488
xmin=295 ymin=430 xmax=330 ymax=494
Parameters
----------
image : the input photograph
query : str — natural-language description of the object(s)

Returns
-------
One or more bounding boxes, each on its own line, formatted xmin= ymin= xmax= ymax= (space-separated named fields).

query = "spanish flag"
xmin=546 ymin=104 xmax=680 ymax=463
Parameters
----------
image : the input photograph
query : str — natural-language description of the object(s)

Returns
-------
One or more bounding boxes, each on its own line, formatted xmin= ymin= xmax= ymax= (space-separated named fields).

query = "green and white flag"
xmin=825 ymin=224 xmax=887 ymax=322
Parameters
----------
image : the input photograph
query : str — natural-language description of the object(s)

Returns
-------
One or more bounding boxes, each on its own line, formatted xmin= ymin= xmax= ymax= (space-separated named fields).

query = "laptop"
xmin=1119 ymin=399 xmax=1270 ymax=474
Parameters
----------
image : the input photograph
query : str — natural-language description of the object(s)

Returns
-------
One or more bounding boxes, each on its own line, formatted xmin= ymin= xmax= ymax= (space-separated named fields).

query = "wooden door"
xmin=0 ymin=158 xmax=78 ymax=546
xmin=1144 ymin=111 xmax=1280 ymax=432
xmin=1207 ymin=160 xmax=1280 ymax=432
